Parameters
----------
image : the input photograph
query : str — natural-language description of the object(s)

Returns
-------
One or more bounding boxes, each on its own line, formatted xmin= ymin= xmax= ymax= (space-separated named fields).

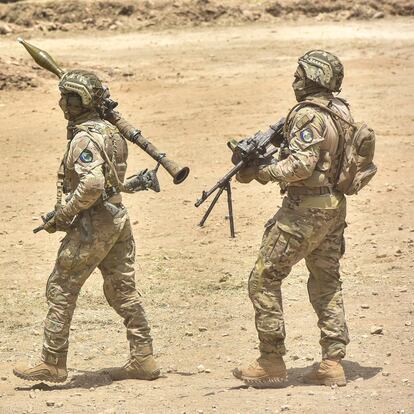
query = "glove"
xmin=124 ymin=169 xmax=161 ymax=193
xmin=43 ymin=217 xmax=57 ymax=234
xmin=231 ymin=151 xmax=242 ymax=166
xmin=53 ymin=207 xmax=73 ymax=232
xmin=102 ymin=109 xmax=121 ymax=124
xmin=255 ymin=157 xmax=277 ymax=184
xmin=236 ymin=165 xmax=258 ymax=184
xmin=236 ymin=162 xmax=274 ymax=185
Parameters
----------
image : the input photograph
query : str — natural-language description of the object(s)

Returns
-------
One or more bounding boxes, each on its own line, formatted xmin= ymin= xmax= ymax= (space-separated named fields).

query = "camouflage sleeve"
xmin=256 ymin=107 xmax=325 ymax=183
xmin=59 ymin=133 xmax=106 ymax=220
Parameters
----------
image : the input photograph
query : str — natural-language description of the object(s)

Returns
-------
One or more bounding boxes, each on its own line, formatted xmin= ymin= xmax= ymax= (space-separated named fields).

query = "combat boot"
xmin=108 ymin=352 xmax=160 ymax=381
xmin=13 ymin=355 xmax=67 ymax=383
xmin=302 ymin=358 xmax=346 ymax=386
xmin=233 ymin=353 xmax=287 ymax=388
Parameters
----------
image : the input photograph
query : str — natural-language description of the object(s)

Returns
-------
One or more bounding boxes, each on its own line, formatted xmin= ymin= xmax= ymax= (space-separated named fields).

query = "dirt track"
xmin=0 ymin=18 xmax=413 ymax=414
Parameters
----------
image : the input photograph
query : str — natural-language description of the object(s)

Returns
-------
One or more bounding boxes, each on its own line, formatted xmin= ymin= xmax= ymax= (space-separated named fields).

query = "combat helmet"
xmin=58 ymin=70 xmax=106 ymax=108
xmin=298 ymin=50 xmax=344 ymax=92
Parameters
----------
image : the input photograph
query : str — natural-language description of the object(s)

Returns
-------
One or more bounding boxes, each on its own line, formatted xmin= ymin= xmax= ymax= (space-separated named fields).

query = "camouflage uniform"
xmin=241 ymin=93 xmax=352 ymax=360
xmin=42 ymin=114 xmax=153 ymax=366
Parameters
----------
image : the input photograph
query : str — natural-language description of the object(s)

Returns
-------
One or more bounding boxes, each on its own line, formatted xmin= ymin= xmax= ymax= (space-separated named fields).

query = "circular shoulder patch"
xmin=79 ymin=149 xmax=93 ymax=163
xmin=300 ymin=128 xmax=314 ymax=143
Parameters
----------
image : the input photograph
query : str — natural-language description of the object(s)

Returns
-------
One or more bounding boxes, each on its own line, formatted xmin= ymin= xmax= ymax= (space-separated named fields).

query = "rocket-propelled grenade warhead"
xmin=17 ymin=37 xmax=65 ymax=78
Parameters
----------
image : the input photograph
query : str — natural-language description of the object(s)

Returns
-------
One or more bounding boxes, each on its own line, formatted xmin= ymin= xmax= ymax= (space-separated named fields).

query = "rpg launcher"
xmin=18 ymin=37 xmax=190 ymax=185
xmin=195 ymin=118 xmax=285 ymax=237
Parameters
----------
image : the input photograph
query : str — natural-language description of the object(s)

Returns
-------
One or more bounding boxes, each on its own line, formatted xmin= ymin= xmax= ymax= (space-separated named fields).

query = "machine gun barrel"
xmin=195 ymin=160 xmax=244 ymax=208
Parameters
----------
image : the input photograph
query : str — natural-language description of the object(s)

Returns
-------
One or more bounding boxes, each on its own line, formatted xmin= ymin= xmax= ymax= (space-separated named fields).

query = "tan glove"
xmin=102 ymin=109 xmax=121 ymax=125
xmin=43 ymin=217 xmax=57 ymax=234
xmin=43 ymin=207 xmax=72 ymax=233
xmin=235 ymin=165 xmax=258 ymax=183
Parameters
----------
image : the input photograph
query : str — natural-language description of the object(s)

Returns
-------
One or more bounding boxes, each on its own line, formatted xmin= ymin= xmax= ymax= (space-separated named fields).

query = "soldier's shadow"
xmin=15 ymin=360 xmax=382 ymax=392
xmin=15 ymin=368 xmax=117 ymax=391
xmin=287 ymin=360 xmax=382 ymax=386
xmin=228 ymin=360 xmax=382 ymax=391
xmin=15 ymin=367 xmax=198 ymax=392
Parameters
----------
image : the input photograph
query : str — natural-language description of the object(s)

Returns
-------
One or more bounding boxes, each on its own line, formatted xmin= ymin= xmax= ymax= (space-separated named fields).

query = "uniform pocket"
xmin=276 ymin=213 xmax=314 ymax=241
xmin=44 ymin=318 xmax=64 ymax=334
xmin=272 ymin=215 xmax=314 ymax=266
xmin=56 ymin=233 xmax=85 ymax=272
xmin=315 ymin=150 xmax=332 ymax=172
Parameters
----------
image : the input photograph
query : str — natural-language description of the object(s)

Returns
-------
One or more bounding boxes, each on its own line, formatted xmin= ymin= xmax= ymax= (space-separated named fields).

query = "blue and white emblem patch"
xmin=79 ymin=149 xmax=93 ymax=163
xmin=300 ymin=128 xmax=313 ymax=143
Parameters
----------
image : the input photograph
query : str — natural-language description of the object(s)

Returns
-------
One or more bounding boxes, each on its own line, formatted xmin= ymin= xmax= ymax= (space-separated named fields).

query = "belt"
xmin=287 ymin=186 xmax=333 ymax=196
xmin=89 ymin=200 xmax=124 ymax=217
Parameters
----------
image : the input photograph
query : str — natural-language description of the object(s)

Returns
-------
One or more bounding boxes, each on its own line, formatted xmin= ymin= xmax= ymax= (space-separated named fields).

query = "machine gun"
xmin=195 ymin=118 xmax=285 ymax=237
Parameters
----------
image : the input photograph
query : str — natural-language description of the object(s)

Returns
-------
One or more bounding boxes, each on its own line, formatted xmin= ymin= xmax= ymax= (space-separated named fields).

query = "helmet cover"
xmin=59 ymin=70 xmax=105 ymax=108
xmin=298 ymin=50 xmax=344 ymax=92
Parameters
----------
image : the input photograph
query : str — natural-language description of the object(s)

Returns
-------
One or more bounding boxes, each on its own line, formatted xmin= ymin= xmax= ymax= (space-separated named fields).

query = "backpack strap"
xmin=283 ymin=102 xmax=305 ymax=137
xmin=56 ymin=159 xmax=65 ymax=207
xmin=75 ymin=124 xmax=132 ymax=193
xmin=284 ymin=99 xmax=356 ymax=188
xmin=56 ymin=142 xmax=71 ymax=208
xmin=300 ymin=100 xmax=357 ymax=128
xmin=300 ymin=100 xmax=356 ymax=186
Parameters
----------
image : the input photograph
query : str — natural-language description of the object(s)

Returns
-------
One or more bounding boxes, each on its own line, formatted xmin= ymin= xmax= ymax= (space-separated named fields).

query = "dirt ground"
xmin=1 ymin=0 xmax=413 ymax=36
xmin=0 ymin=15 xmax=413 ymax=414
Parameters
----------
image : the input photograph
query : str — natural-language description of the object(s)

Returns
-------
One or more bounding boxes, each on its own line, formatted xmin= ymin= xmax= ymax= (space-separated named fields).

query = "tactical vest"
xmin=284 ymin=96 xmax=353 ymax=190
xmin=58 ymin=119 xmax=128 ymax=206
xmin=86 ymin=120 xmax=129 ymax=188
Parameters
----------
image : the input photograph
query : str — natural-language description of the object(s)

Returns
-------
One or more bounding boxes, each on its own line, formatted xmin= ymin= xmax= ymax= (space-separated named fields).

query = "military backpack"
xmin=292 ymin=100 xmax=377 ymax=195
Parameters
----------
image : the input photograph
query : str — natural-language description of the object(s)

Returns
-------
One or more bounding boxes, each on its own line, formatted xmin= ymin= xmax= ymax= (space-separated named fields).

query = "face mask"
xmin=59 ymin=93 xmax=86 ymax=120
xmin=292 ymin=67 xmax=308 ymax=102
xmin=292 ymin=76 xmax=307 ymax=102
xmin=292 ymin=66 xmax=327 ymax=102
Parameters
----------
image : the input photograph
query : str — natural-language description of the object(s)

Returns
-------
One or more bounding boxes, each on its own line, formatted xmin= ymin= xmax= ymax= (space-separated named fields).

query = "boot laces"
xmin=319 ymin=359 xmax=338 ymax=373
xmin=122 ymin=359 xmax=134 ymax=370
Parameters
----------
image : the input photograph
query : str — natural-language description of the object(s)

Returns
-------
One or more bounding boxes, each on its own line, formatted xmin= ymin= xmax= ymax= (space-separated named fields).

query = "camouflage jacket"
xmin=59 ymin=114 xmax=128 ymax=221
xmin=257 ymin=92 xmax=353 ymax=191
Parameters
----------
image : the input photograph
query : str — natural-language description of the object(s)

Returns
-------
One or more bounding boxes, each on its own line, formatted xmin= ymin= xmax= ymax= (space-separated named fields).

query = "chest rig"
xmin=56 ymin=120 xmax=128 ymax=207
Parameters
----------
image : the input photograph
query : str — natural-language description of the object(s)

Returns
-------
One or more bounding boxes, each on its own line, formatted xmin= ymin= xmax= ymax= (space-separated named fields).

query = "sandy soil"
xmin=0 ymin=18 xmax=413 ymax=414
xmin=1 ymin=0 xmax=412 ymax=37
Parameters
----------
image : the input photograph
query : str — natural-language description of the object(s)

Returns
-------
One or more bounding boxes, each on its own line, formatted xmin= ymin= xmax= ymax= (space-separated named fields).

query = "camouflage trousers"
xmin=249 ymin=196 xmax=350 ymax=359
xmin=42 ymin=202 xmax=152 ymax=365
